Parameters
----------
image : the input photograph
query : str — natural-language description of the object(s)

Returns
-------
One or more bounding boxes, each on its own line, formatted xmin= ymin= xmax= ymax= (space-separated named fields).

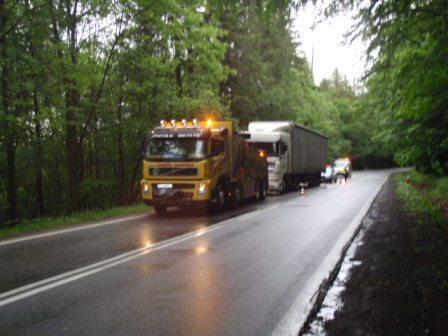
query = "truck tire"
xmin=154 ymin=204 xmax=167 ymax=215
xmin=281 ymin=177 xmax=287 ymax=194
xmin=211 ymin=184 xmax=225 ymax=213
xmin=254 ymin=180 xmax=261 ymax=201
xmin=259 ymin=180 xmax=266 ymax=201
xmin=231 ymin=184 xmax=241 ymax=208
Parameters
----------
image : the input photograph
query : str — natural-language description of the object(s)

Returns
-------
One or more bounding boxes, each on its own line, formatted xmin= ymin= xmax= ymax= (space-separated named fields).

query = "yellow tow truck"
xmin=141 ymin=118 xmax=268 ymax=215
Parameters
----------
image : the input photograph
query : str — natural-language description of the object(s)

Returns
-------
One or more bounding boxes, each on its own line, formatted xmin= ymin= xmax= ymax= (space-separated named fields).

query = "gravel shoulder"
xmin=305 ymin=174 xmax=448 ymax=336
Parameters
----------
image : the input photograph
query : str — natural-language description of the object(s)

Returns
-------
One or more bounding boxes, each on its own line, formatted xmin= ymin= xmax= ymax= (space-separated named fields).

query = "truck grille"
xmin=152 ymin=183 xmax=195 ymax=190
xmin=150 ymin=168 xmax=198 ymax=176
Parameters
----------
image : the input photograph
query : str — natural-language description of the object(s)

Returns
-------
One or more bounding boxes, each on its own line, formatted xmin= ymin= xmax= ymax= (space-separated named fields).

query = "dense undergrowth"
xmin=396 ymin=170 xmax=448 ymax=226
xmin=395 ymin=170 xmax=448 ymax=292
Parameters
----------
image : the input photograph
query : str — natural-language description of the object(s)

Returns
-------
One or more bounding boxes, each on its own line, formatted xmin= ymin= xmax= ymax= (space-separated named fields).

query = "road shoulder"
xmin=0 ymin=204 xmax=150 ymax=242
xmin=304 ymin=174 xmax=448 ymax=335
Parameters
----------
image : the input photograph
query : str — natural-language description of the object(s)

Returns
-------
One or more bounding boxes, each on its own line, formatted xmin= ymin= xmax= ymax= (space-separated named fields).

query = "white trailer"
xmin=247 ymin=121 xmax=328 ymax=193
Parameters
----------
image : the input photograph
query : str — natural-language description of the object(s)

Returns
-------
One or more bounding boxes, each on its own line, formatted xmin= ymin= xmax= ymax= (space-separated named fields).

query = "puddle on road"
xmin=132 ymin=263 xmax=172 ymax=276
xmin=303 ymin=228 xmax=365 ymax=336
xmin=167 ymin=245 xmax=214 ymax=257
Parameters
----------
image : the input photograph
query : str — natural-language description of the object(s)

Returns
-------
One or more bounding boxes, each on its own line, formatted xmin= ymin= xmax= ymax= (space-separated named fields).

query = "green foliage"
xmin=325 ymin=0 xmax=448 ymax=174
xmin=0 ymin=0 xmax=231 ymax=224
xmin=395 ymin=170 xmax=447 ymax=227
xmin=0 ymin=0 xmax=392 ymax=225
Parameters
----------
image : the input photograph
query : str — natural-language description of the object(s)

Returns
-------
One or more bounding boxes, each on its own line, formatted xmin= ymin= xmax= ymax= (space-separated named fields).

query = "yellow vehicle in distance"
xmin=333 ymin=158 xmax=352 ymax=178
xmin=141 ymin=118 xmax=268 ymax=215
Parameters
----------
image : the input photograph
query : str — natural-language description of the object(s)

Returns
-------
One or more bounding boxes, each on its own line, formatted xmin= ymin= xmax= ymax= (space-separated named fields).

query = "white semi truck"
xmin=246 ymin=121 xmax=328 ymax=193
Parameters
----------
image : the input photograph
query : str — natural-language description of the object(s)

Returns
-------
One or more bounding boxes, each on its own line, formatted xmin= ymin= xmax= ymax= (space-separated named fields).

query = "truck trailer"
xmin=246 ymin=121 xmax=328 ymax=193
xmin=141 ymin=119 xmax=268 ymax=214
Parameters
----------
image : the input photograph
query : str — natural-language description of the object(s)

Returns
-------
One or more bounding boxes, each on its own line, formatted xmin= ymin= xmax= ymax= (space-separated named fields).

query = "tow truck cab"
xmin=141 ymin=119 xmax=268 ymax=214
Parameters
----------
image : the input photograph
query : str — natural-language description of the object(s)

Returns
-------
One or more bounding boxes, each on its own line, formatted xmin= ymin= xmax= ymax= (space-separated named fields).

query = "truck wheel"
xmin=259 ymin=180 xmax=266 ymax=201
xmin=215 ymin=184 xmax=225 ymax=213
xmin=281 ymin=177 xmax=287 ymax=194
xmin=254 ymin=180 xmax=261 ymax=201
xmin=154 ymin=204 xmax=167 ymax=215
xmin=231 ymin=184 xmax=241 ymax=208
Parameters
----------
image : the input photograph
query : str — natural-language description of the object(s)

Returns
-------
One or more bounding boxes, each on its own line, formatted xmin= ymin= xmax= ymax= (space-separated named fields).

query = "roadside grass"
xmin=395 ymin=170 xmax=448 ymax=226
xmin=0 ymin=203 xmax=149 ymax=239
xmin=395 ymin=170 xmax=448 ymax=292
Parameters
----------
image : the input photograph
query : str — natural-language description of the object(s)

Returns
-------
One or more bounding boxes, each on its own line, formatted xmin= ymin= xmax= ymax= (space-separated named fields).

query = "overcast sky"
xmin=293 ymin=3 xmax=367 ymax=86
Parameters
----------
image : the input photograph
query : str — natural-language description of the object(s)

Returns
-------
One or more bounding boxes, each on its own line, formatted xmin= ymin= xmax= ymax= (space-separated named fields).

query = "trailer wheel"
xmin=259 ymin=179 xmax=266 ymax=201
xmin=254 ymin=180 xmax=261 ymax=201
xmin=154 ymin=204 xmax=167 ymax=215
xmin=281 ymin=176 xmax=287 ymax=194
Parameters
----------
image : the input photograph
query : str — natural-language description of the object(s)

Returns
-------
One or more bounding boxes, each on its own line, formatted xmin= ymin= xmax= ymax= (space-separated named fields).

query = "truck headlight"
xmin=198 ymin=182 xmax=207 ymax=195
xmin=142 ymin=183 xmax=150 ymax=196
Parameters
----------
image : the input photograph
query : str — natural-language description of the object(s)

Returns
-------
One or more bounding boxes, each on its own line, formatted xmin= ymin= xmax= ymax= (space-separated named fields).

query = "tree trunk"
xmin=65 ymin=89 xmax=80 ymax=211
xmin=65 ymin=2 xmax=81 ymax=212
xmin=25 ymin=0 xmax=45 ymax=216
xmin=175 ymin=62 xmax=183 ymax=96
xmin=1 ymin=0 xmax=18 ymax=225
xmin=3 ymin=70 xmax=18 ymax=224
xmin=50 ymin=0 xmax=81 ymax=213
xmin=117 ymin=98 xmax=125 ymax=192
xmin=34 ymin=89 xmax=45 ymax=215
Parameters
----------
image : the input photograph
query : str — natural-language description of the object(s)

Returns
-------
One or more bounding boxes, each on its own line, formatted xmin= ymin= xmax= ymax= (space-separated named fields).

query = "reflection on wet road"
xmin=0 ymin=170 xmax=395 ymax=336
xmin=0 ymin=194 xmax=291 ymax=294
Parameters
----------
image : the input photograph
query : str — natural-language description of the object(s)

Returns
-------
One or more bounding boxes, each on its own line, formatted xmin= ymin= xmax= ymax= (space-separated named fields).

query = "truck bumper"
xmin=143 ymin=198 xmax=210 ymax=209
xmin=144 ymin=190 xmax=209 ymax=208
xmin=141 ymin=179 xmax=212 ymax=209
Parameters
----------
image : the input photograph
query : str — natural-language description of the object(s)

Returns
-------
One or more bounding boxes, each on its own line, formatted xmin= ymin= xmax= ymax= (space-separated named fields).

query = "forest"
xmin=1 ymin=0 xmax=446 ymax=225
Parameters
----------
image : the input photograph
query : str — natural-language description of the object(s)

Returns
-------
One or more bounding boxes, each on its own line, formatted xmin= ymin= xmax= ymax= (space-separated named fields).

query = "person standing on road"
xmin=343 ymin=166 xmax=349 ymax=183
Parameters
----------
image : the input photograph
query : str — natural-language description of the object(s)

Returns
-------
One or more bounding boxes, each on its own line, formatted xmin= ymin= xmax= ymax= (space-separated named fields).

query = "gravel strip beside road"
xmin=307 ymin=175 xmax=448 ymax=336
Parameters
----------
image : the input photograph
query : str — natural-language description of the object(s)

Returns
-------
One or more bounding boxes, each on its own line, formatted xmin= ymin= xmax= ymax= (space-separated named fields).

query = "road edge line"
xmin=0 ymin=213 xmax=150 ymax=247
xmin=271 ymin=173 xmax=390 ymax=336
xmin=0 ymin=205 xmax=278 ymax=308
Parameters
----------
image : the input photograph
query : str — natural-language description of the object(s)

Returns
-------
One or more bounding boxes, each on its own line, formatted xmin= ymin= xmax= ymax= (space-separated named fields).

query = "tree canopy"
xmin=324 ymin=0 xmax=448 ymax=174
xmin=4 ymin=0 xmax=432 ymax=225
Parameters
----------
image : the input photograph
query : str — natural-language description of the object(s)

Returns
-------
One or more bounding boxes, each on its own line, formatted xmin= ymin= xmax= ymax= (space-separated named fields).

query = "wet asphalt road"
xmin=0 ymin=170 xmax=393 ymax=336
xmin=0 ymin=196 xmax=291 ymax=294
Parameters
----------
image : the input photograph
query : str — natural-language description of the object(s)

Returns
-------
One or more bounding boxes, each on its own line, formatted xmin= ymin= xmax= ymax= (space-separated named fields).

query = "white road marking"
xmin=0 ymin=213 xmax=150 ymax=247
xmin=0 ymin=205 xmax=278 ymax=308
xmin=271 ymin=173 xmax=390 ymax=336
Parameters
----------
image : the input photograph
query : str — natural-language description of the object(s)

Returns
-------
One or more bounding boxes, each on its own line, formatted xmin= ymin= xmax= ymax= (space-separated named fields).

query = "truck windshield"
xmin=146 ymin=138 xmax=208 ymax=161
xmin=252 ymin=141 xmax=278 ymax=157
